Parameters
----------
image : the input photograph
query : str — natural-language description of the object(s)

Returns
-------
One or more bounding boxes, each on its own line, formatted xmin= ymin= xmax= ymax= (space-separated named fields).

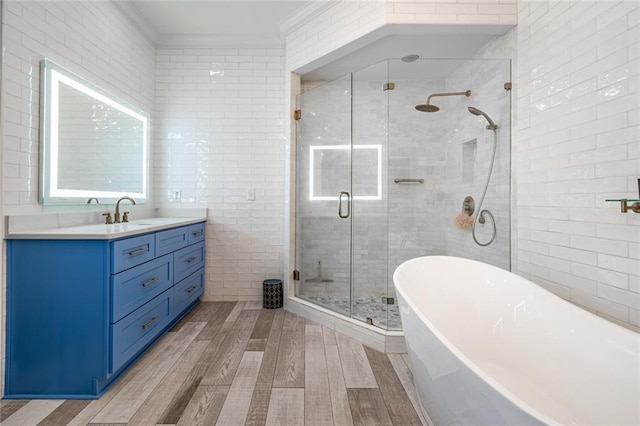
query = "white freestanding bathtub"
xmin=394 ymin=256 xmax=640 ymax=426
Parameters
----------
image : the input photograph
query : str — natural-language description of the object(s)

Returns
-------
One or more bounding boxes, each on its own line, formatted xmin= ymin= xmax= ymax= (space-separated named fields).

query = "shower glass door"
xmin=350 ymin=60 xmax=393 ymax=329
xmin=294 ymin=75 xmax=353 ymax=317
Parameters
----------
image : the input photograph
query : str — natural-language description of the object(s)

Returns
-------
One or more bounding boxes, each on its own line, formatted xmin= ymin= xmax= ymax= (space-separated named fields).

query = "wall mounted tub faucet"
xmin=114 ymin=196 xmax=136 ymax=223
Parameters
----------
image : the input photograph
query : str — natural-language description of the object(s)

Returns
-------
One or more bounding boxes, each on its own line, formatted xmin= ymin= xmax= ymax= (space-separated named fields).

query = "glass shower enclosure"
xmin=294 ymin=58 xmax=511 ymax=331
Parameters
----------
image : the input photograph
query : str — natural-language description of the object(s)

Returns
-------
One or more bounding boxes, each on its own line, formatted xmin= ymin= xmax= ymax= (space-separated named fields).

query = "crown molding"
xmin=112 ymin=0 xmax=159 ymax=45
xmin=155 ymin=35 xmax=284 ymax=49
xmin=278 ymin=0 xmax=339 ymax=40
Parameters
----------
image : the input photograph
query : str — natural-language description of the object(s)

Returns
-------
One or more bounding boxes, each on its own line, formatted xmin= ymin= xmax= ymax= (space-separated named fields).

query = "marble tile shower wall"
xmin=154 ymin=46 xmax=286 ymax=301
xmin=353 ymin=79 xmax=449 ymax=300
xmin=296 ymin=78 xmax=352 ymax=298
xmin=516 ymin=1 xmax=639 ymax=331
xmin=297 ymin=78 xmax=449 ymax=301
xmin=352 ymin=78 xmax=392 ymax=301
xmin=2 ymin=1 xmax=155 ymax=213
xmin=385 ymin=80 xmax=449 ymax=286
xmin=285 ymin=0 xmax=516 ymax=311
xmin=443 ymin=59 xmax=511 ymax=270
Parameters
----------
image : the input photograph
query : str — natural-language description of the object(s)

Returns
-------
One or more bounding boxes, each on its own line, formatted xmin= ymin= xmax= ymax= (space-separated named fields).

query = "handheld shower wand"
xmin=467 ymin=106 xmax=498 ymax=247
xmin=468 ymin=106 xmax=498 ymax=130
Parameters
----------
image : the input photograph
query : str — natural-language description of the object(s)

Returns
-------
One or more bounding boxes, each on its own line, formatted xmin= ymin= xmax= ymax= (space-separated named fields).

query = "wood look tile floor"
xmin=0 ymin=301 xmax=426 ymax=426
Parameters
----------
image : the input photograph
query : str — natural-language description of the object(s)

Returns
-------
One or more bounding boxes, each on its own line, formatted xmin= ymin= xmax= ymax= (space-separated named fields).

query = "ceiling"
xmin=301 ymin=34 xmax=499 ymax=82
xmin=125 ymin=2 xmax=511 ymax=82
xmin=129 ymin=0 xmax=312 ymax=38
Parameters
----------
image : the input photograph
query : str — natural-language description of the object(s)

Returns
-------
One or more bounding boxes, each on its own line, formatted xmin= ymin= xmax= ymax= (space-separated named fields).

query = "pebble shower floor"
xmin=300 ymin=295 xmax=403 ymax=330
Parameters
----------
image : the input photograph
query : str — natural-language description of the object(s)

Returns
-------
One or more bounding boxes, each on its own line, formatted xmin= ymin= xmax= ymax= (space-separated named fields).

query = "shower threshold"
xmin=287 ymin=296 xmax=406 ymax=353
xmin=296 ymin=294 xmax=402 ymax=330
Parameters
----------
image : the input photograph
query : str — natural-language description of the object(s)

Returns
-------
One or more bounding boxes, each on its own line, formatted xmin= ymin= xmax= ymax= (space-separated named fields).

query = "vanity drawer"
xmin=111 ymin=234 xmax=155 ymax=273
xmin=111 ymin=254 xmax=173 ymax=323
xmin=174 ymin=269 xmax=204 ymax=316
xmin=174 ymin=242 xmax=205 ymax=283
xmin=110 ymin=290 xmax=172 ymax=373
xmin=188 ymin=223 xmax=205 ymax=245
xmin=156 ymin=226 xmax=189 ymax=257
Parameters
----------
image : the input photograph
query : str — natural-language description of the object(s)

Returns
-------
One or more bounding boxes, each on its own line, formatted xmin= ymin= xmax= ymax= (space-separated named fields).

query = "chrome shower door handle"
xmin=338 ymin=191 xmax=351 ymax=218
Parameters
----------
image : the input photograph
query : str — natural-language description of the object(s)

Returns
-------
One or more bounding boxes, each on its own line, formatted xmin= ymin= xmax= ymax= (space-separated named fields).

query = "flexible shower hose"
xmin=472 ymin=128 xmax=498 ymax=247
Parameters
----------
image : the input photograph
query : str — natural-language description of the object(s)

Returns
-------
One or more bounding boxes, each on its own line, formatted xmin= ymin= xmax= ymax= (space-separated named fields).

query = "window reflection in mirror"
xmin=40 ymin=59 xmax=149 ymax=204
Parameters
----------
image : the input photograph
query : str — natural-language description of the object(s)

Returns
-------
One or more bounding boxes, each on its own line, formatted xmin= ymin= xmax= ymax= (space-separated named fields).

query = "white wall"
xmin=286 ymin=0 xmax=639 ymax=332
xmin=514 ymin=0 xmax=640 ymax=331
xmin=153 ymin=44 xmax=286 ymax=301
xmin=443 ymin=58 xmax=512 ymax=270
xmin=2 ymin=1 xmax=155 ymax=214
xmin=0 ymin=0 xmax=156 ymax=396
xmin=284 ymin=0 xmax=517 ymax=305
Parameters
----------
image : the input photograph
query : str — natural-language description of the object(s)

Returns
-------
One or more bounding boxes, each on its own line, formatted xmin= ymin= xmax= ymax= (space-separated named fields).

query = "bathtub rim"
xmin=393 ymin=255 xmax=639 ymax=426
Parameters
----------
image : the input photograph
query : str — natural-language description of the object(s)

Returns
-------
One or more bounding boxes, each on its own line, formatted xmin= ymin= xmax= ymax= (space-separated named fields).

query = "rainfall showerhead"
xmin=468 ymin=106 xmax=498 ymax=130
xmin=415 ymin=103 xmax=440 ymax=112
xmin=415 ymin=90 xmax=471 ymax=113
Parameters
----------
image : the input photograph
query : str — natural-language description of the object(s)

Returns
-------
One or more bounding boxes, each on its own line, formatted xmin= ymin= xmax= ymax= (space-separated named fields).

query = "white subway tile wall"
xmin=285 ymin=0 xmax=516 ymax=73
xmin=386 ymin=0 xmax=517 ymax=25
xmin=1 ymin=0 xmax=155 ymax=397
xmin=0 ymin=0 xmax=636 ymax=390
xmin=154 ymin=46 xmax=286 ymax=301
xmin=515 ymin=0 xmax=640 ymax=331
xmin=286 ymin=0 xmax=639 ymax=331
xmin=2 ymin=1 xmax=155 ymax=214
xmin=285 ymin=1 xmax=387 ymax=72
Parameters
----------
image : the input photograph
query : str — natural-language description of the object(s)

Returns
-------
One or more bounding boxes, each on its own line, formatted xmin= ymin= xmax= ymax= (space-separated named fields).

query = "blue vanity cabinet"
xmin=5 ymin=222 xmax=205 ymax=399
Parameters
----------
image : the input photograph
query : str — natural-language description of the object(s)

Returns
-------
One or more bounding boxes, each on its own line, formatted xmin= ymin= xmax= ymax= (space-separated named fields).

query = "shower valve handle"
xmin=338 ymin=191 xmax=351 ymax=219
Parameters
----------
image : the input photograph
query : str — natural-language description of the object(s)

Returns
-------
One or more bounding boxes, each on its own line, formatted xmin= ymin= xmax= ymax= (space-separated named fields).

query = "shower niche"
xmin=294 ymin=58 xmax=511 ymax=331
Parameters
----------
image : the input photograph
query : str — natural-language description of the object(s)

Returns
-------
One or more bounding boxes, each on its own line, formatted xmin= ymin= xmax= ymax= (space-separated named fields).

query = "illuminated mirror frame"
xmin=309 ymin=145 xmax=382 ymax=201
xmin=40 ymin=59 xmax=149 ymax=204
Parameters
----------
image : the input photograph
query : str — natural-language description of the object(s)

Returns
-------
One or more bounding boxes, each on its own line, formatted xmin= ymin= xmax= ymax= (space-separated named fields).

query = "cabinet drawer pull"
xmin=192 ymin=231 xmax=203 ymax=237
xmin=186 ymin=256 xmax=199 ymax=263
xmin=141 ymin=277 xmax=160 ymax=287
xmin=128 ymin=247 xmax=149 ymax=257
xmin=142 ymin=316 xmax=159 ymax=330
xmin=186 ymin=285 xmax=198 ymax=294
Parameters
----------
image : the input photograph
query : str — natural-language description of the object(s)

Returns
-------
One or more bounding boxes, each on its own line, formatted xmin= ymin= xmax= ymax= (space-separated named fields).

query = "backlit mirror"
xmin=40 ymin=59 xmax=149 ymax=204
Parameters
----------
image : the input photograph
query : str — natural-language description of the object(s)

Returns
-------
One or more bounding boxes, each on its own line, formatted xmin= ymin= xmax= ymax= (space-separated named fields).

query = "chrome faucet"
xmin=114 ymin=196 xmax=136 ymax=223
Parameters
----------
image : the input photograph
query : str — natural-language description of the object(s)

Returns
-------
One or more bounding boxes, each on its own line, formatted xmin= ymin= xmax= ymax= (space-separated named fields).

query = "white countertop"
xmin=6 ymin=217 xmax=206 ymax=240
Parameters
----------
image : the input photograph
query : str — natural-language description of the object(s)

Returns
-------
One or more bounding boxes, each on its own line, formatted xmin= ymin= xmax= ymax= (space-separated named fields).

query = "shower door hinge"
xmin=383 ymin=82 xmax=395 ymax=91
xmin=293 ymin=270 xmax=300 ymax=281
xmin=382 ymin=297 xmax=395 ymax=305
xmin=294 ymin=110 xmax=302 ymax=120
xmin=365 ymin=317 xmax=374 ymax=325
xmin=504 ymin=82 xmax=512 ymax=91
